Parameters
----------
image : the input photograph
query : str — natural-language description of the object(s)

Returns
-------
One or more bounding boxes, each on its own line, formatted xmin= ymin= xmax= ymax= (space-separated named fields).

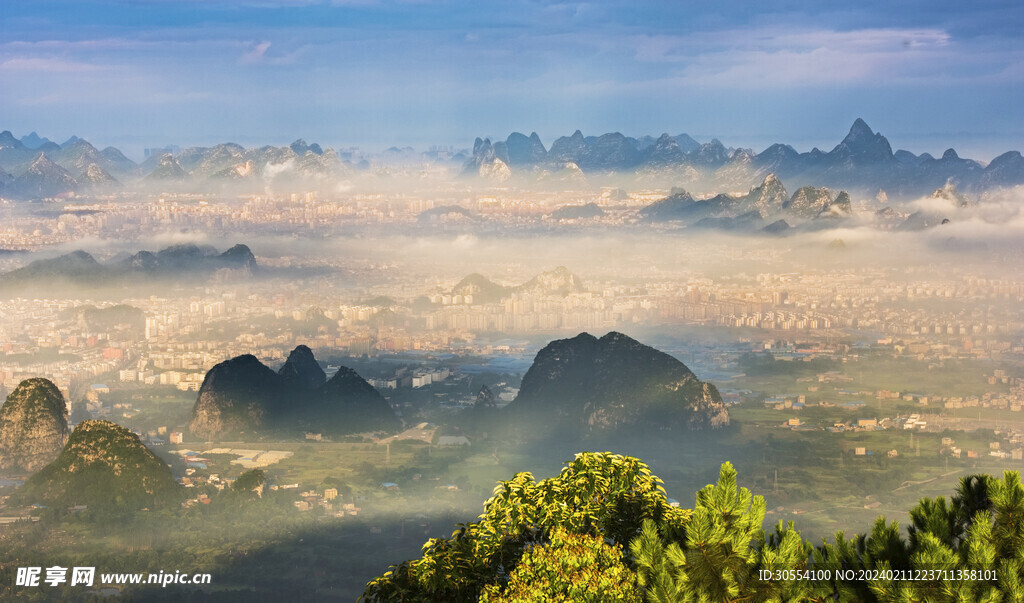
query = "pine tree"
xmin=681 ymin=461 xmax=766 ymax=602
xmin=630 ymin=519 xmax=688 ymax=603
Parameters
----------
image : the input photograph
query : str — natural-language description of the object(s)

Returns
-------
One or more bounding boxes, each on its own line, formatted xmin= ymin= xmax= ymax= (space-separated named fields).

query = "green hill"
xmin=14 ymin=420 xmax=179 ymax=510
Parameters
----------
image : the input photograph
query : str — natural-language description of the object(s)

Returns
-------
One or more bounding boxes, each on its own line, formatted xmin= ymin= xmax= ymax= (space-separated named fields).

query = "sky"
xmin=1 ymin=0 xmax=1022 ymax=160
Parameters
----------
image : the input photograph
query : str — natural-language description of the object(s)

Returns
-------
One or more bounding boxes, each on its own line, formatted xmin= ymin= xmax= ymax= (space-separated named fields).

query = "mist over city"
xmin=1 ymin=1 xmax=1022 ymax=601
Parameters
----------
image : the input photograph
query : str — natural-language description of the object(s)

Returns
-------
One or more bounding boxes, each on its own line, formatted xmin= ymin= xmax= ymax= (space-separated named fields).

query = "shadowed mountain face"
xmin=505 ymin=332 xmax=729 ymax=435
xmin=315 ymin=367 xmax=400 ymax=434
xmin=13 ymin=420 xmax=179 ymax=510
xmin=505 ymin=132 xmax=548 ymax=166
xmin=0 ymin=378 xmax=70 ymax=473
xmin=190 ymin=347 xmax=399 ymax=440
xmin=278 ymin=345 xmax=327 ymax=391
xmin=190 ymin=355 xmax=285 ymax=439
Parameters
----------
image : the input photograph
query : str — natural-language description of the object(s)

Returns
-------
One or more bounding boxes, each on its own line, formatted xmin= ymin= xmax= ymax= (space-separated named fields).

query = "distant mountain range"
xmin=639 ymin=173 xmax=859 ymax=234
xmin=3 ymin=120 xmax=1021 ymax=200
xmin=633 ymin=173 xmax=980 ymax=234
xmin=0 ymin=130 xmax=352 ymax=199
xmin=189 ymin=346 xmax=400 ymax=440
xmin=464 ymin=119 xmax=1024 ymax=197
xmin=0 ymin=243 xmax=257 ymax=291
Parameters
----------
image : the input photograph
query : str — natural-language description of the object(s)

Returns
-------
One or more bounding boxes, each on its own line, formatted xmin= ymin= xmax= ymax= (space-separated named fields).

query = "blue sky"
xmin=1 ymin=0 xmax=1021 ymax=159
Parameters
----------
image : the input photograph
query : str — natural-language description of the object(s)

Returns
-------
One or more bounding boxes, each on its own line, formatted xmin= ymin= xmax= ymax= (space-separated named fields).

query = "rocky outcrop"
xmin=741 ymin=173 xmax=789 ymax=216
xmin=190 ymin=355 xmax=285 ymax=439
xmin=0 ymin=378 xmax=70 ymax=473
xmin=785 ymin=186 xmax=835 ymax=218
xmin=474 ymin=385 xmax=497 ymax=409
xmin=505 ymin=332 xmax=729 ymax=433
xmin=190 ymin=347 xmax=398 ymax=440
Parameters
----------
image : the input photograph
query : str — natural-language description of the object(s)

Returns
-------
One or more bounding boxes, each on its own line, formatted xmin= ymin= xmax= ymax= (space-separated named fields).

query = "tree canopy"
xmin=362 ymin=452 xmax=1024 ymax=603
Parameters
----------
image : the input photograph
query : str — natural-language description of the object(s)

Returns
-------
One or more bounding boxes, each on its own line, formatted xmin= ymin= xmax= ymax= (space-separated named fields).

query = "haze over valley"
xmin=1 ymin=0 xmax=1023 ymax=600
xmin=0 ymin=117 xmax=1023 ymax=599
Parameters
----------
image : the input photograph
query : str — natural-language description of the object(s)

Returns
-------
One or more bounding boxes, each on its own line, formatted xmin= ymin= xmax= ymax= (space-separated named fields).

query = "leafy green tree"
xmin=479 ymin=528 xmax=641 ymax=602
xmin=232 ymin=468 xmax=266 ymax=496
xmin=361 ymin=452 xmax=685 ymax=601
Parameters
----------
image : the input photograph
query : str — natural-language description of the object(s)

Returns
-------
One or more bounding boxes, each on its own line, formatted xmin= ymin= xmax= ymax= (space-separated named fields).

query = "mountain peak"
xmin=146 ymin=153 xmax=187 ymax=180
xmin=0 ymin=378 xmax=70 ymax=473
xmin=644 ymin=133 xmax=684 ymax=166
xmin=744 ymin=173 xmax=789 ymax=215
xmin=20 ymin=131 xmax=51 ymax=149
xmin=218 ymin=243 xmax=257 ymax=269
xmin=830 ymin=118 xmax=893 ymax=164
xmin=14 ymin=419 xmax=179 ymax=510
xmin=9 ymin=153 xmax=78 ymax=199
xmin=279 ymin=345 xmax=327 ymax=390
xmin=848 ymin=118 xmax=873 ymax=138
xmin=191 ymin=348 xmax=397 ymax=439
xmin=0 ymin=130 xmax=21 ymax=147
xmin=506 ymin=331 xmax=728 ymax=434
xmin=81 ymin=163 xmax=118 ymax=186
xmin=474 ymin=385 xmax=497 ymax=409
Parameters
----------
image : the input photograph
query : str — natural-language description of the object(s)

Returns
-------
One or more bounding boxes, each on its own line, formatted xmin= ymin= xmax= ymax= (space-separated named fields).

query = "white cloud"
xmin=242 ymin=41 xmax=273 ymax=63
xmin=0 ymin=57 xmax=105 ymax=72
xmin=240 ymin=40 xmax=309 ymax=65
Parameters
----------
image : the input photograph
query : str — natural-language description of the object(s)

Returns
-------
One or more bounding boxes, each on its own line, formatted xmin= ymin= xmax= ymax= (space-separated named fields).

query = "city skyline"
xmin=1 ymin=1 xmax=1022 ymax=159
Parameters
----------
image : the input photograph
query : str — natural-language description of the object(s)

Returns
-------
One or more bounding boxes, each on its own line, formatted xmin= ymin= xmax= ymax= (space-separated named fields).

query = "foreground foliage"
xmin=362 ymin=452 xmax=1024 ymax=602
xmin=479 ymin=528 xmax=641 ymax=603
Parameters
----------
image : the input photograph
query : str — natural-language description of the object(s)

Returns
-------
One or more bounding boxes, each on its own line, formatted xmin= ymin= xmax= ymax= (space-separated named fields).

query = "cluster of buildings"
xmin=368 ymin=367 xmax=452 ymax=390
